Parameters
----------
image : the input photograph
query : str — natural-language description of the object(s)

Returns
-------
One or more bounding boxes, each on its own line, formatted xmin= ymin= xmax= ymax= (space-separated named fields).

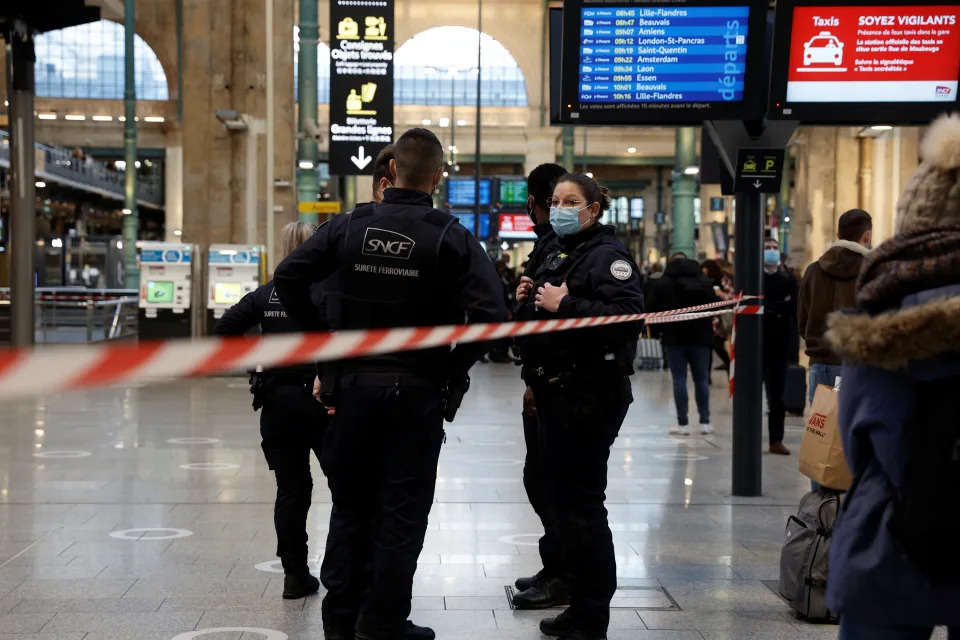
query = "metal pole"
xmin=296 ymin=0 xmax=320 ymax=223
xmin=562 ymin=126 xmax=574 ymax=172
xmin=671 ymin=126 xmax=697 ymax=258
xmin=582 ymin=128 xmax=588 ymax=174
xmin=123 ymin=0 xmax=140 ymax=288
xmin=732 ymin=191 xmax=765 ymax=497
xmin=7 ymin=22 xmax=36 ymax=347
xmin=446 ymin=73 xmax=454 ymax=203
xmin=656 ymin=166 xmax=664 ymax=261
xmin=473 ymin=0 xmax=482 ymax=237
xmin=266 ymin=0 xmax=276 ymax=271
xmin=245 ymin=125 xmax=258 ymax=244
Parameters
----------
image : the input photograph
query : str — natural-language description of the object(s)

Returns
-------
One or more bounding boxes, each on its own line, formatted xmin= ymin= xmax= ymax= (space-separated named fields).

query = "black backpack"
xmin=889 ymin=373 xmax=960 ymax=584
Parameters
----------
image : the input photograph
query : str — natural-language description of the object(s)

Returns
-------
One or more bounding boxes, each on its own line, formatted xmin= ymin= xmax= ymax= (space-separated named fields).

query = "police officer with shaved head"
xmin=274 ymin=127 xmax=506 ymax=640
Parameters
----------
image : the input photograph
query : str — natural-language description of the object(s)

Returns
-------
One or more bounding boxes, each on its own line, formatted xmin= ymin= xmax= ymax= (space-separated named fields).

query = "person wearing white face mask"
xmin=762 ymin=237 xmax=800 ymax=455
xmin=515 ymin=173 xmax=644 ymax=640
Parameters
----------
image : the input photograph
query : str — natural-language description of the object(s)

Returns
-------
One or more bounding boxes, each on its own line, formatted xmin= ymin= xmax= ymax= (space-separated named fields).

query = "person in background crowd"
xmin=798 ymin=208 xmax=872 ymax=401
xmin=701 ymin=259 xmax=733 ymax=373
xmin=825 ymin=112 xmax=960 ymax=640
xmin=646 ymin=252 xmax=717 ymax=435
xmin=516 ymin=173 xmax=643 ymax=640
xmin=488 ymin=258 xmax=520 ymax=363
xmin=762 ymin=237 xmax=799 ymax=455
xmin=512 ymin=162 xmax=570 ymax=610
xmin=274 ymin=128 xmax=506 ymax=640
xmin=214 ymin=221 xmax=327 ymax=600
xmin=371 ymin=145 xmax=395 ymax=203
xmin=642 ymin=263 xmax=668 ymax=369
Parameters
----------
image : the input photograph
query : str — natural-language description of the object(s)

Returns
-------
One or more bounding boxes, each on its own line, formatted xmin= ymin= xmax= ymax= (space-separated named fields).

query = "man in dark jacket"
xmin=762 ymin=238 xmax=799 ymax=455
xmin=646 ymin=252 xmax=717 ymax=435
xmin=797 ymin=208 xmax=872 ymax=402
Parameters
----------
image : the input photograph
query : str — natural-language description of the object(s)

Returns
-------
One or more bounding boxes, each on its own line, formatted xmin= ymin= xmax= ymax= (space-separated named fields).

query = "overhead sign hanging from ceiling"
xmin=329 ymin=0 xmax=395 ymax=175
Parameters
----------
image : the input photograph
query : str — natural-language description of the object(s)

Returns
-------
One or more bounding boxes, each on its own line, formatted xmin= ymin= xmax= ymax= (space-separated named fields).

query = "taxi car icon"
xmin=804 ymin=32 xmax=844 ymax=66
xmin=742 ymin=159 xmax=757 ymax=172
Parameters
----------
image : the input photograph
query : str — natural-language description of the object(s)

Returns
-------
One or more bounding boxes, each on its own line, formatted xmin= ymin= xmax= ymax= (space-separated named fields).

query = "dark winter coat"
xmin=824 ymin=283 xmax=960 ymax=627
xmin=645 ymin=258 xmax=716 ymax=347
xmin=798 ymin=241 xmax=870 ymax=365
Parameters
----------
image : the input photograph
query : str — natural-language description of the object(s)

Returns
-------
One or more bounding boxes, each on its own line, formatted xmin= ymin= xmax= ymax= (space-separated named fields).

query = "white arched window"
xmin=395 ymin=27 xmax=528 ymax=107
xmin=35 ymin=20 xmax=168 ymax=100
xmin=293 ymin=26 xmax=331 ymax=104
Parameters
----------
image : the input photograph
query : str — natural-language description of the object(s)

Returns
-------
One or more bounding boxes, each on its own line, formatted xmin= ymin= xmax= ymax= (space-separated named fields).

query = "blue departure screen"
xmin=578 ymin=5 xmax=750 ymax=104
xmin=448 ymin=179 xmax=492 ymax=207
xmin=451 ymin=212 xmax=492 ymax=238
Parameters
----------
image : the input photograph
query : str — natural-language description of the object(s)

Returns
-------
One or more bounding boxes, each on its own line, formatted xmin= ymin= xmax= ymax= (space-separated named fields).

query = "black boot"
xmin=403 ymin=620 xmax=435 ymax=640
xmin=559 ymin=631 xmax=607 ymax=640
xmin=283 ymin=569 xmax=320 ymax=599
xmin=513 ymin=576 xmax=570 ymax=610
xmin=515 ymin=569 xmax=545 ymax=592
xmin=539 ymin=609 xmax=576 ymax=637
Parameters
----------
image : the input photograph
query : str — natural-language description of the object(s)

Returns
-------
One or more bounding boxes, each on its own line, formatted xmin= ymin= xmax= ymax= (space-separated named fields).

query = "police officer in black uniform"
xmin=515 ymin=173 xmax=644 ymax=640
xmin=512 ymin=162 xmax=572 ymax=610
xmin=274 ymin=128 xmax=506 ymax=640
xmin=214 ymin=221 xmax=327 ymax=600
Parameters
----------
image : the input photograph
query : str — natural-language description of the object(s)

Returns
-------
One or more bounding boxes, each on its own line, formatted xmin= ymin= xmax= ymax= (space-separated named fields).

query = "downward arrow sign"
xmin=753 ymin=180 xmax=763 ymax=189
xmin=351 ymin=145 xmax=372 ymax=170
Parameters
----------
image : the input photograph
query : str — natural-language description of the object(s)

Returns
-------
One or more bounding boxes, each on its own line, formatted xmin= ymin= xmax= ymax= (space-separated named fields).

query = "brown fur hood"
xmin=826 ymin=292 xmax=960 ymax=371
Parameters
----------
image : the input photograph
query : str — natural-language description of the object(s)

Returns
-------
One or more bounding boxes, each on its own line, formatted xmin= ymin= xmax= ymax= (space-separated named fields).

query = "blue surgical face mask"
xmin=763 ymin=249 xmax=781 ymax=266
xmin=550 ymin=206 xmax=588 ymax=237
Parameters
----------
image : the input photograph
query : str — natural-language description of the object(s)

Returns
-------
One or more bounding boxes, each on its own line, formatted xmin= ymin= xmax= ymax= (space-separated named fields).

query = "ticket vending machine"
xmin=206 ymin=244 xmax=266 ymax=329
xmin=137 ymin=242 xmax=201 ymax=339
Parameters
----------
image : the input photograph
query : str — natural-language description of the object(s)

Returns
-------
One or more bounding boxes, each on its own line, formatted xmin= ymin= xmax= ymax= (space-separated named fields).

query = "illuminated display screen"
xmin=146 ymin=281 xmax=174 ymax=304
xmin=785 ymin=5 xmax=959 ymax=103
xmin=451 ymin=212 xmax=492 ymax=238
xmin=448 ymin=179 xmax=492 ymax=206
xmin=559 ymin=0 xmax=767 ymax=123
xmin=214 ymin=282 xmax=243 ymax=305
xmin=499 ymin=179 xmax=529 ymax=205
xmin=499 ymin=213 xmax=538 ymax=239
xmin=769 ymin=0 xmax=960 ymax=123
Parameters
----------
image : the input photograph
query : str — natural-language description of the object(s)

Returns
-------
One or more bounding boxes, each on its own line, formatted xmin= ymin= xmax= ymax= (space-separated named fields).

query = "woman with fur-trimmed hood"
xmin=825 ymin=112 xmax=960 ymax=640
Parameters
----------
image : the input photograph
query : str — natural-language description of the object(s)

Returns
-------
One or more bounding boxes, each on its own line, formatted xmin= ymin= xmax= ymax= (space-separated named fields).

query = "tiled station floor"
xmin=0 ymin=364 xmax=939 ymax=640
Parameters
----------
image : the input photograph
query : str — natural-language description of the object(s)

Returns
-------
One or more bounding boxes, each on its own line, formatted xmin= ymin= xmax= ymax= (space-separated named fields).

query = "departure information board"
xmin=448 ymin=179 xmax=492 ymax=207
xmin=560 ymin=0 xmax=768 ymax=124
xmin=499 ymin=179 xmax=528 ymax=206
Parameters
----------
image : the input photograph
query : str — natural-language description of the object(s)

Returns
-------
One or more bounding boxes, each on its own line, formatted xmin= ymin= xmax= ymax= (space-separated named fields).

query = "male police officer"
xmin=372 ymin=145 xmax=395 ymax=203
xmin=274 ymin=128 xmax=506 ymax=640
xmin=513 ymin=163 xmax=572 ymax=610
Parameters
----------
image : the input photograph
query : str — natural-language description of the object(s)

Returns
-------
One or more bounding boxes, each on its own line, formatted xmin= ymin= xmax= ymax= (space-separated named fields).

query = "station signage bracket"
xmin=329 ymin=0 xmax=395 ymax=176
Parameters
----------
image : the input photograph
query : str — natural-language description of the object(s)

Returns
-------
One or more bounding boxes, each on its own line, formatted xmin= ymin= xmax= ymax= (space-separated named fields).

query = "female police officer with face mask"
xmin=515 ymin=173 xmax=644 ymax=640
xmin=215 ymin=221 xmax=328 ymax=601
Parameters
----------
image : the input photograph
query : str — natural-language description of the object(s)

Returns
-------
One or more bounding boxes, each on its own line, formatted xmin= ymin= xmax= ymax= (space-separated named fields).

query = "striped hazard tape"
xmin=0 ymin=297 xmax=761 ymax=400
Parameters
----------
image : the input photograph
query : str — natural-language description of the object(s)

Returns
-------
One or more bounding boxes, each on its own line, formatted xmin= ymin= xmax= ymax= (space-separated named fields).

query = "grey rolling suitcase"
xmin=778 ymin=488 xmax=841 ymax=623
xmin=635 ymin=334 xmax=664 ymax=371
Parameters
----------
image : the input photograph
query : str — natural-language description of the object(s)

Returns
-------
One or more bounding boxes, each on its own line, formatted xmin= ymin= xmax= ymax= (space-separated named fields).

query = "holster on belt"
xmin=321 ymin=362 xmax=342 ymax=409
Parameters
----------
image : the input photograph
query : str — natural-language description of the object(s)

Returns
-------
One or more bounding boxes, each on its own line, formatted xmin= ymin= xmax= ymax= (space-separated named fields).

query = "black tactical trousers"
xmin=320 ymin=377 xmax=445 ymax=639
xmin=535 ymin=378 xmax=630 ymax=636
xmin=259 ymin=382 xmax=328 ymax=573
xmin=521 ymin=409 xmax=566 ymax=580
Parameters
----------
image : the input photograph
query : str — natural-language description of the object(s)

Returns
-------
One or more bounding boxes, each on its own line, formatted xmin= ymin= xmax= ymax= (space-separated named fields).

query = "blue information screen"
xmin=448 ymin=179 xmax=491 ymax=207
xmin=577 ymin=5 xmax=750 ymax=104
xmin=451 ymin=212 xmax=492 ymax=238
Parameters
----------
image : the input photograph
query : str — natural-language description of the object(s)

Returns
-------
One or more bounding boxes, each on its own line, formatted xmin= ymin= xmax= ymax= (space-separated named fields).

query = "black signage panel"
xmin=329 ymin=0 xmax=394 ymax=175
xmin=734 ymin=148 xmax=784 ymax=193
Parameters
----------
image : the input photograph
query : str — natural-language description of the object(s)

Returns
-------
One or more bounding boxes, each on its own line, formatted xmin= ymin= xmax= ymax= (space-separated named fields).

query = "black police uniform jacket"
xmin=214 ymin=279 xmax=326 ymax=378
xmin=516 ymin=223 xmax=644 ymax=385
xmin=273 ymin=188 xmax=507 ymax=381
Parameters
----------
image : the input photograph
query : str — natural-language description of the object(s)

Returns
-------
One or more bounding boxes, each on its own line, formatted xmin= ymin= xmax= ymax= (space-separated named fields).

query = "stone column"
xmin=524 ymin=128 xmax=559 ymax=174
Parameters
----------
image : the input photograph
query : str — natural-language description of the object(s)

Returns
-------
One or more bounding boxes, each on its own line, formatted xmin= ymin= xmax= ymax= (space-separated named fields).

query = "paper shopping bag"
xmin=798 ymin=384 xmax=852 ymax=491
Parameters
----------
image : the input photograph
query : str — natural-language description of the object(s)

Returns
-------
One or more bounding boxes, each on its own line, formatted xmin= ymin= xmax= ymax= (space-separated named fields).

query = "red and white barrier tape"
xmin=0 ymin=297 xmax=761 ymax=400
xmin=729 ymin=299 xmax=764 ymax=398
